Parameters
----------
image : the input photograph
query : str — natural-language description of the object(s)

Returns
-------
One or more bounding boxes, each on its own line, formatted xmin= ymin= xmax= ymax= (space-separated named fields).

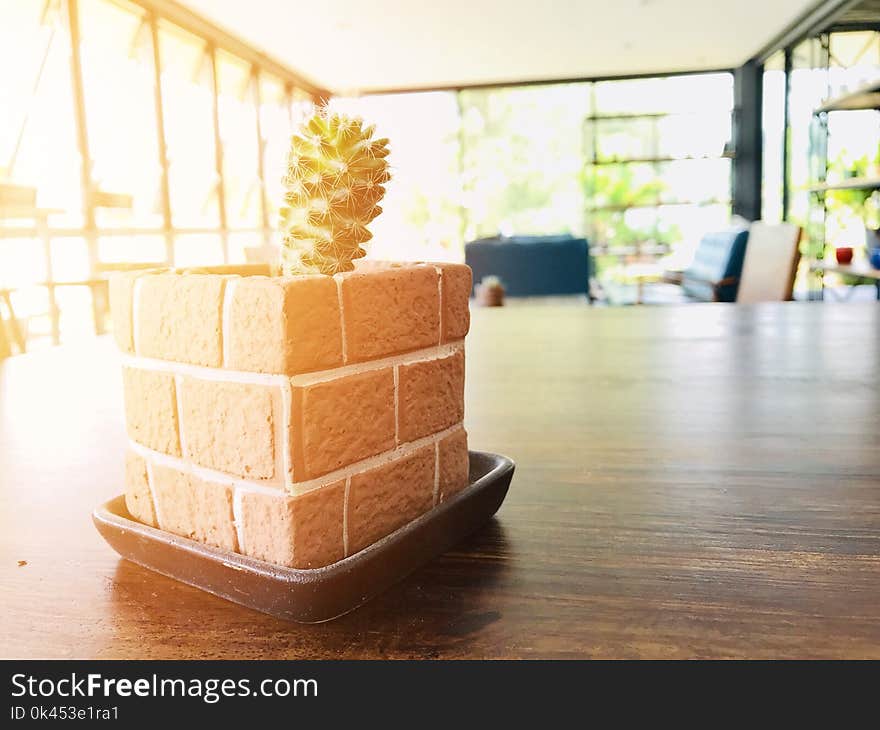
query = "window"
xmin=459 ymin=84 xmax=589 ymax=241
xmin=159 ymin=22 xmax=219 ymax=231
xmin=79 ymin=0 xmax=162 ymax=230
xmin=335 ymin=73 xmax=735 ymax=273
xmin=331 ymin=92 xmax=463 ymax=261
xmin=584 ymin=73 xmax=734 ymax=267
xmin=0 ymin=0 xmax=316 ymax=348
xmin=259 ymin=73 xmax=292 ymax=228
xmin=216 ymin=50 xmax=262 ymax=230
xmin=0 ymin=1 xmax=81 ymax=225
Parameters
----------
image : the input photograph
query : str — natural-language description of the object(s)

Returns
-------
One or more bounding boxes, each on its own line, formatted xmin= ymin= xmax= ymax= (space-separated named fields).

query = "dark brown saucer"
xmin=93 ymin=451 xmax=514 ymax=623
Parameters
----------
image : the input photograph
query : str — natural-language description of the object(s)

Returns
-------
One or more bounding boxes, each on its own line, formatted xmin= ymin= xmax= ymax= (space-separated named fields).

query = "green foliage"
xmin=825 ymin=149 xmax=880 ymax=228
xmin=280 ymin=109 xmax=390 ymax=275
xmin=582 ymin=164 xmax=682 ymax=249
xmin=458 ymin=87 xmax=584 ymax=237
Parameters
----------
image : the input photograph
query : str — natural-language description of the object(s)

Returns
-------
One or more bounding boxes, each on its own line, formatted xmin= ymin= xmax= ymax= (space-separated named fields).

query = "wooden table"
xmin=2 ymin=302 xmax=879 ymax=659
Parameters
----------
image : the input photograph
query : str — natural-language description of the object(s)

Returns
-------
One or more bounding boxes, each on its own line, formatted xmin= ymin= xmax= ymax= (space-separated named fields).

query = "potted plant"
xmin=109 ymin=109 xmax=473 ymax=569
xmin=475 ymin=275 xmax=505 ymax=306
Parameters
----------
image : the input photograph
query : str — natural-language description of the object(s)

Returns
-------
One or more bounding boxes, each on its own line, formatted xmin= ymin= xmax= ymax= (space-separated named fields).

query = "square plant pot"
xmin=109 ymin=260 xmax=472 ymax=569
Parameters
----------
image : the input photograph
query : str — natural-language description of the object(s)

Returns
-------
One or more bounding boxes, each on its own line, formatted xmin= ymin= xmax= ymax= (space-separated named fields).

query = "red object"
xmin=835 ymin=247 xmax=854 ymax=264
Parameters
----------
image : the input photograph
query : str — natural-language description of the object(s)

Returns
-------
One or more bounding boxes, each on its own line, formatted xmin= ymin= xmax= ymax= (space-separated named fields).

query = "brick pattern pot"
xmin=109 ymin=261 xmax=472 ymax=569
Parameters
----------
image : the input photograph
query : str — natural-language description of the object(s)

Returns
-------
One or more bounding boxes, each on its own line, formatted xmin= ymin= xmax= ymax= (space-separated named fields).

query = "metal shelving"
xmin=807 ymin=176 xmax=880 ymax=192
xmin=808 ymin=74 xmax=880 ymax=299
xmin=814 ymin=79 xmax=880 ymax=112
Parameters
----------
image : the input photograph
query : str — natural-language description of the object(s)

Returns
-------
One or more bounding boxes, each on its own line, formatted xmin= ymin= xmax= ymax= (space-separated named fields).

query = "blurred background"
xmin=0 ymin=0 xmax=878 ymax=350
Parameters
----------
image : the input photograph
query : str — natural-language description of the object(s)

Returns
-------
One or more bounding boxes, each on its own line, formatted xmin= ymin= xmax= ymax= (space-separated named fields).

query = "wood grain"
xmin=1 ymin=302 xmax=879 ymax=659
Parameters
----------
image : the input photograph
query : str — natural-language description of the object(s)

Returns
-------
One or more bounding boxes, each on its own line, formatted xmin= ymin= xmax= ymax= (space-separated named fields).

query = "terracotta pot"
xmin=475 ymin=282 xmax=505 ymax=307
xmin=108 ymin=261 xmax=472 ymax=568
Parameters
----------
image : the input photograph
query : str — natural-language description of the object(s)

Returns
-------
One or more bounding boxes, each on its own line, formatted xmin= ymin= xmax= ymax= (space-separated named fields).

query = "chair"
xmin=464 ymin=234 xmax=591 ymax=298
xmin=645 ymin=222 xmax=801 ymax=305
xmin=735 ymin=222 xmax=801 ymax=303
xmin=676 ymin=227 xmax=750 ymax=302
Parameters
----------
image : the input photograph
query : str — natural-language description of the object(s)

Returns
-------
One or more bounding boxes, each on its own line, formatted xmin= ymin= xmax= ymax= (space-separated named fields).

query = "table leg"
xmin=37 ymin=216 xmax=60 ymax=345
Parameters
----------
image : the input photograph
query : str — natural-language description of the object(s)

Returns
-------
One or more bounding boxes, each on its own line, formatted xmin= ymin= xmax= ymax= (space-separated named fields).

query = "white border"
xmin=129 ymin=422 xmax=465 ymax=497
xmin=118 ymin=341 xmax=463 ymax=388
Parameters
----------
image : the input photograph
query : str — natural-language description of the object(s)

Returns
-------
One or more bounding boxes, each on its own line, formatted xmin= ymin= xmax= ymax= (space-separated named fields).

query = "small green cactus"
xmin=279 ymin=109 xmax=390 ymax=276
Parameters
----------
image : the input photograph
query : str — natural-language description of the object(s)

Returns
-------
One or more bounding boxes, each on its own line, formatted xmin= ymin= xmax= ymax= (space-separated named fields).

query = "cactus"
xmin=279 ymin=109 xmax=390 ymax=276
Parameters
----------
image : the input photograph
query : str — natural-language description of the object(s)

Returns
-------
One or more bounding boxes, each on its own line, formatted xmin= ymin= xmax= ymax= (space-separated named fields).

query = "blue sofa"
xmin=464 ymin=234 xmax=591 ymax=297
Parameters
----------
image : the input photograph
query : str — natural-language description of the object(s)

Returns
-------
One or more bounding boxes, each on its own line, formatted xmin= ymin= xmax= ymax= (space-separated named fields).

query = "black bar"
xmin=2 ymin=659 xmax=875 ymax=723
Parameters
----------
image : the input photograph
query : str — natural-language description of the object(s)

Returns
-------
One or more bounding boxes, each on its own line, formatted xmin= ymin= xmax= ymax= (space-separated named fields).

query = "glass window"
xmin=458 ymin=84 xmax=589 ymax=241
xmin=0 ymin=237 xmax=46 ymax=289
xmin=158 ymin=22 xmax=219 ymax=228
xmin=828 ymin=31 xmax=880 ymax=95
xmin=56 ymin=284 xmax=94 ymax=340
xmin=331 ymin=91 xmax=464 ymax=261
xmin=10 ymin=287 xmax=52 ymax=350
xmin=289 ymin=88 xmax=315 ymax=129
xmin=0 ymin=1 xmax=82 ymax=225
xmin=216 ymin=50 xmax=262 ymax=228
xmin=259 ymin=74 xmax=292 ymax=228
xmin=227 ymin=231 xmax=265 ymax=264
xmin=584 ymin=162 xmax=661 ymax=210
xmin=173 ymin=233 xmax=225 ymax=267
xmin=659 ymin=159 xmax=731 ymax=204
xmin=51 ymin=237 xmax=90 ymax=281
xmin=97 ymin=235 xmax=167 ymax=264
xmin=79 ymin=0 xmax=163 ymax=229
xmin=585 ymin=73 xmax=734 ymax=259
xmin=586 ymin=117 xmax=658 ymax=163
xmin=787 ymin=37 xmax=828 ymax=232
xmin=593 ymin=73 xmax=734 ymax=116
xmin=0 ymin=3 xmax=330 ymax=349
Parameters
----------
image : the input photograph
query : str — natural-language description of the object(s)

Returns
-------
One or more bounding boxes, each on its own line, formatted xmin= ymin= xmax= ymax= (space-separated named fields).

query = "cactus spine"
xmin=280 ymin=109 xmax=390 ymax=276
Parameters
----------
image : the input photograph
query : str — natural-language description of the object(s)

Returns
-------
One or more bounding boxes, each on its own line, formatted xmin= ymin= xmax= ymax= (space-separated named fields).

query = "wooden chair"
xmin=638 ymin=228 xmax=748 ymax=304
xmin=645 ymin=222 xmax=802 ymax=305
xmin=0 ymin=288 xmax=25 ymax=359
xmin=735 ymin=222 xmax=802 ymax=303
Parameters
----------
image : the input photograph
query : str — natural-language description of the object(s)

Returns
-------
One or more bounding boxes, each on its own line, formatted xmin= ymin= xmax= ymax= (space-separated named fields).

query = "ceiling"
xmin=182 ymin=0 xmax=820 ymax=93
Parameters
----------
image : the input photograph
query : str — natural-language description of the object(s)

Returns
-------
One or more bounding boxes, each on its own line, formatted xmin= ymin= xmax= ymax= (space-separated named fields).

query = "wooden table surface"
xmin=2 ymin=302 xmax=879 ymax=659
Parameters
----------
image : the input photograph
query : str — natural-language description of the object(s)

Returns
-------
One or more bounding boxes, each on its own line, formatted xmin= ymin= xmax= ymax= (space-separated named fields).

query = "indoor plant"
xmin=109 ymin=109 xmax=473 ymax=569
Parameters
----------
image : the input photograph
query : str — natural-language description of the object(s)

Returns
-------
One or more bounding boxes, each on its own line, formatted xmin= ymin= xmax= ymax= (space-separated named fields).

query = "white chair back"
xmin=737 ymin=222 xmax=801 ymax=303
